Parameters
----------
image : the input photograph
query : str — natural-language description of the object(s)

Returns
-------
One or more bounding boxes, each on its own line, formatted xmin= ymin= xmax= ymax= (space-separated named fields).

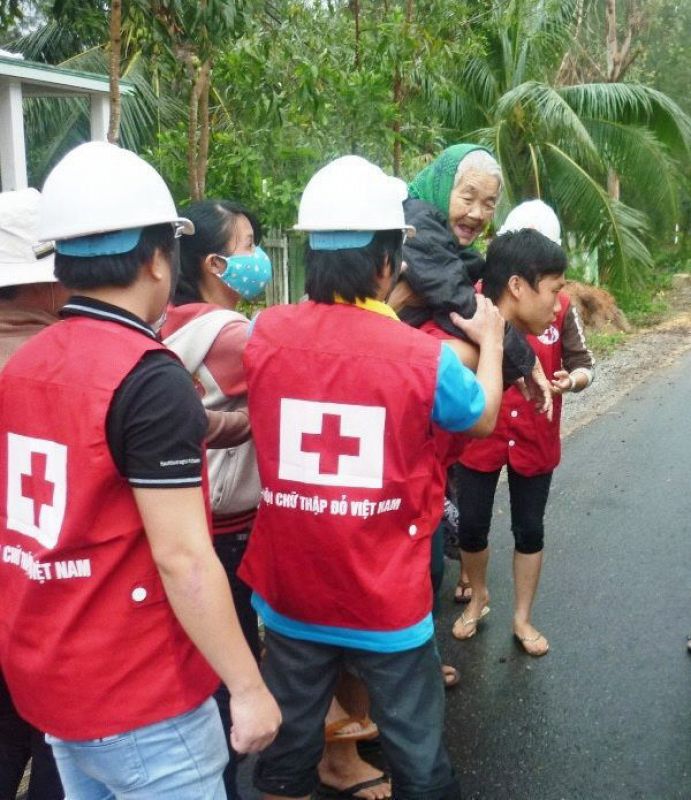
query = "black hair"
xmin=0 ymin=285 xmax=20 ymax=301
xmin=173 ymin=200 xmax=263 ymax=305
xmin=54 ymin=224 xmax=176 ymax=290
xmin=305 ymin=230 xmax=404 ymax=303
xmin=483 ymin=229 xmax=567 ymax=303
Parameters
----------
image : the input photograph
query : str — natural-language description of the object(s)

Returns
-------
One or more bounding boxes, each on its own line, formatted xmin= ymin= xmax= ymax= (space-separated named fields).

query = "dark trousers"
xmin=455 ymin=464 xmax=553 ymax=554
xmin=254 ymin=630 xmax=460 ymax=800
xmin=0 ymin=672 xmax=63 ymax=800
xmin=213 ymin=530 xmax=261 ymax=800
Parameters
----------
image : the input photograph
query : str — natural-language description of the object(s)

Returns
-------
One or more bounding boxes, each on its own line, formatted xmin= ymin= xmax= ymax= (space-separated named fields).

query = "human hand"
xmin=449 ymin=296 xmax=504 ymax=349
xmin=229 ymin=683 xmax=282 ymax=754
xmin=516 ymin=361 xmax=553 ymax=421
xmin=550 ymin=369 xmax=573 ymax=395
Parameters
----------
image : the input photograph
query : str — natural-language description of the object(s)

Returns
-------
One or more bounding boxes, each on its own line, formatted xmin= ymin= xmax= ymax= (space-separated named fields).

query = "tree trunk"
xmin=185 ymin=57 xmax=212 ymax=201
xmin=197 ymin=61 xmax=211 ymax=199
xmin=352 ymin=0 xmax=360 ymax=70
xmin=604 ymin=0 xmax=644 ymax=199
xmin=391 ymin=0 xmax=413 ymax=176
xmin=107 ymin=0 xmax=122 ymax=144
xmin=605 ymin=0 xmax=644 ymax=82
xmin=392 ymin=67 xmax=402 ymax=176
xmin=187 ymin=68 xmax=200 ymax=200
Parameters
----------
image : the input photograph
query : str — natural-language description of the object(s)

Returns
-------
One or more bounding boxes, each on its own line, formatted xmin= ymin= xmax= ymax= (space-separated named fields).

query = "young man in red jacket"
xmin=451 ymin=225 xmax=593 ymax=656
xmin=0 ymin=143 xmax=280 ymax=799
xmin=238 ymin=155 xmax=505 ymax=800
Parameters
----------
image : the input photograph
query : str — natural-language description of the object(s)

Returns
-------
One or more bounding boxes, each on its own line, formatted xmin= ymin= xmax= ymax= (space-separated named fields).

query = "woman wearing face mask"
xmin=160 ymin=199 xmax=271 ymax=798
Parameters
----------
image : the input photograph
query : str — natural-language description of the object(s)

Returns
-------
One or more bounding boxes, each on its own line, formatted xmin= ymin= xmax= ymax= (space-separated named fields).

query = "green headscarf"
xmin=408 ymin=143 xmax=492 ymax=219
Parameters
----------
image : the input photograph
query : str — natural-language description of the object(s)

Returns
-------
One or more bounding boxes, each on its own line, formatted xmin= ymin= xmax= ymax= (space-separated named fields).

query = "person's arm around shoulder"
xmin=134 ymin=485 xmax=281 ymax=753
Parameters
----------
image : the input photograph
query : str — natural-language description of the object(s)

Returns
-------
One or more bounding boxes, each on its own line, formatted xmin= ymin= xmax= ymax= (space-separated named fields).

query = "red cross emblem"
xmin=20 ymin=451 xmax=55 ymax=527
xmin=301 ymin=413 xmax=361 ymax=475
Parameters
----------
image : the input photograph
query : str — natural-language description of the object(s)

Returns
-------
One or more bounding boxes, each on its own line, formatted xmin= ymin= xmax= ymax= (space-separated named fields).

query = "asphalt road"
xmin=437 ymin=348 xmax=691 ymax=799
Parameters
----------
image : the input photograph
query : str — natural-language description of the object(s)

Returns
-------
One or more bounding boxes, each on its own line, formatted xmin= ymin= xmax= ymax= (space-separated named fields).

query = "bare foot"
xmin=454 ymin=574 xmax=472 ymax=603
xmin=319 ymin=744 xmax=391 ymax=800
xmin=325 ymin=698 xmax=369 ymax=737
xmin=452 ymin=593 xmax=490 ymax=640
xmin=513 ymin=621 xmax=550 ymax=657
xmin=441 ymin=664 xmax=460 ymax=688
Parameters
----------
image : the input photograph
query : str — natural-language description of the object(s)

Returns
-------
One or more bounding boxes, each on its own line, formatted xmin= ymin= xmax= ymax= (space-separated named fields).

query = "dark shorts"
xmin=254 ymin=631 xmax=460 ymax=800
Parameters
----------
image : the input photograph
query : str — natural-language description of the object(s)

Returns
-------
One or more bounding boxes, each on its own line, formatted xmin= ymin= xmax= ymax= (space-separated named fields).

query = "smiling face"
xmin=512 ymin=272 xmax=566 ymax=335
xmin=448 ymin=171 xmax=500 ymax=246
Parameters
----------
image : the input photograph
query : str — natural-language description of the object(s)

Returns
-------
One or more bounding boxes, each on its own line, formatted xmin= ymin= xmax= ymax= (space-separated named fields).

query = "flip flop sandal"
xmin=514 ymin=631 xmax=550 ymax=657
xmin=324 ymin=715 xmax=379 ymax=743
xmin=317 ymin=775 xmax=391 ymax=800
xmin=452 ymin=606 xmax=490 ymax=640
xmin=453 ymin=579 xmax=472 ymax=604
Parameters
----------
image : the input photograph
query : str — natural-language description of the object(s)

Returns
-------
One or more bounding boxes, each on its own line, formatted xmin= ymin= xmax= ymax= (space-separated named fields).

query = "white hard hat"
xmin=0 ymin=188 xmax=55 ymax=287
xmin=498 ymin=199 xmax=561 ymax=245
xmin=39 ymin=142 xmax=193 ymax=246
xmin=295 ymin=156 xmax=414 ymax=246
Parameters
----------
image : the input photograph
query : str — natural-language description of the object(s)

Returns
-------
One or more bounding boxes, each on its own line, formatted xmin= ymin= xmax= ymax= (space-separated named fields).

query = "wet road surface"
xmin=238 ymin=349 xmax=691 ymax=800
xmin=437 ymin=349 xmax=691 ymax=799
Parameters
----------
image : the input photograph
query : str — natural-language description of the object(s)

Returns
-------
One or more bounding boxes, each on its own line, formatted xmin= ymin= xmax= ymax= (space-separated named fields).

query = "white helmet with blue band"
xmin=295 ymin=155 xmax=414 ymax=250
xmin=40 ymin=142 xmax=193 ymax=255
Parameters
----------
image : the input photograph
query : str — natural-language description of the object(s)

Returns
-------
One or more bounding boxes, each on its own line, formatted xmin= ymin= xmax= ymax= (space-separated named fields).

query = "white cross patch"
xmin=279 ymin=399 xmax=386 ymax=488
xmin=6 ymin=433 xmax=67 ymax=549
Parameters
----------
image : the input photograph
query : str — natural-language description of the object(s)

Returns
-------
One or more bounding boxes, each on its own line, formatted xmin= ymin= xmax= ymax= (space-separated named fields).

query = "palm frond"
xmin=542 ymin=142 xmax=653 ymax=294
xmin=583 ymin=119 xmax=681 ymax=234
xmin=460 ymin=57 xmax=500 ymax=110
xmin=559 ymin=82 xmax=691 ymax=155
xmin=497 ymin=81 xmax=602 ymax=170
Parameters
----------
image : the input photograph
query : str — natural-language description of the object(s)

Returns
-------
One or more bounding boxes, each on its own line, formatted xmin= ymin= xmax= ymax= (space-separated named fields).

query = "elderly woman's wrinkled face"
xmin=448 ymin=171 xmax=500 ymax=246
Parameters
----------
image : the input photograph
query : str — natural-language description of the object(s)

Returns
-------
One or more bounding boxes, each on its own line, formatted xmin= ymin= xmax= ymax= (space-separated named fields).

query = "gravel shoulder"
xmin=561 ymin=286 xmax=691 ymax=439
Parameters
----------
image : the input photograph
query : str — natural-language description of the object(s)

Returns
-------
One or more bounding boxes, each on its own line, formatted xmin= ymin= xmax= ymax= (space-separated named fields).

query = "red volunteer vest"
xmin=238 ymin=302 xmax=446 ymax=631
xmin=460 ymin=293 xmax=569 ymax=477
xmin=0 ymin=316 xmax=218 ymax=739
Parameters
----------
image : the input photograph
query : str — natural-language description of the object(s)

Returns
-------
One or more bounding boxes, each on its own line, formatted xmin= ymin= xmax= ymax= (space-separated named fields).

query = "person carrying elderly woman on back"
xmin=389 ymin=145 xmax=553 ymax=632
xmin=451 ymin=201 xmax=594 ymax=656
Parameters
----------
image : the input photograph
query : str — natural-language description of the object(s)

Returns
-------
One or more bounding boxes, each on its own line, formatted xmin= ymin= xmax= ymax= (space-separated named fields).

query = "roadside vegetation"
xmin=1 ymin=0 xmax=689 ymax=316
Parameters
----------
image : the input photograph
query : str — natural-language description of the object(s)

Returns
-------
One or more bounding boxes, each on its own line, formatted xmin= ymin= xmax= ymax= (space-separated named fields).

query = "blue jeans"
xmin=46 ymin=697 xmax=228 ymax=799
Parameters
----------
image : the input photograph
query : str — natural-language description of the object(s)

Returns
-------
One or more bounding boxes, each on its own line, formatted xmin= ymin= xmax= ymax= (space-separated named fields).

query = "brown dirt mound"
xmin=563 ymin=280 xmax=631 ymax=333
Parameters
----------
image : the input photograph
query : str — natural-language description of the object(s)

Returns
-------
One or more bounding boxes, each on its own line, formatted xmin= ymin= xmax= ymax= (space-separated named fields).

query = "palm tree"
xmin=431 ymin=0 xmax=691 ymax=295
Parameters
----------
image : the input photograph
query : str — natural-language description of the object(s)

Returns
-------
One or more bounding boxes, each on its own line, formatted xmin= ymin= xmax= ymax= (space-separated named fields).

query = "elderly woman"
xmin=394 ymin=144 xmax=539 ymax=386
xmin=391 ymin=146 xmax=552 ymax=652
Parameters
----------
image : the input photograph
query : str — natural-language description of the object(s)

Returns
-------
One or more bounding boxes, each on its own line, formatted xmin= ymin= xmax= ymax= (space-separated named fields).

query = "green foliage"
xmin=432 ymin=0 xmax=691 ymax=296
xmin=0 ymin=0 xmax=22 ymax=29
xmin=5 ymin=0 xmax=689 ymax=296
xmin=587 ymin=331 xmax=627 ymax=357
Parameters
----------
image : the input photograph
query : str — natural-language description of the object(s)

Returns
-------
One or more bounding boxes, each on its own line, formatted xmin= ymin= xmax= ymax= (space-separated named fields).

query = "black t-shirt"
xmin=61 ymin=297 xmax=207 ymax=488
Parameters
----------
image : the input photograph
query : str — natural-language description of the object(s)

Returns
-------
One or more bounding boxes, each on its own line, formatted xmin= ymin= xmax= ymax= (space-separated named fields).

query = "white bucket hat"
xmin=0 ymin=188 xmax=56 ymax=288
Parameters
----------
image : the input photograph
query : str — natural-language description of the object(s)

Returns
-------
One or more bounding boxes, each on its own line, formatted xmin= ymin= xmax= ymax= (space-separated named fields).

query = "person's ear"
xmin=147 ymin=248 xmax=171 ymax=282
xmin=203 ymin=253 xmax=224 ymax=277
xmin=507 ymin=274 xmax=523 ymax=300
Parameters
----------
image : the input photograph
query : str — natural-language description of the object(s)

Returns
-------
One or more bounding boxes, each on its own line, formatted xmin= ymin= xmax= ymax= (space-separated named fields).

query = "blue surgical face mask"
xmin=217 ymin=246 xmax=272 ymax=300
